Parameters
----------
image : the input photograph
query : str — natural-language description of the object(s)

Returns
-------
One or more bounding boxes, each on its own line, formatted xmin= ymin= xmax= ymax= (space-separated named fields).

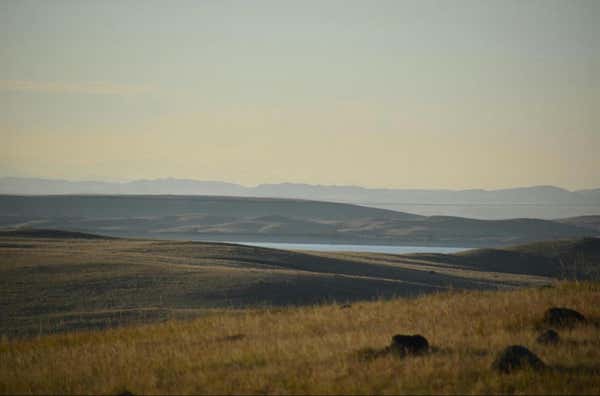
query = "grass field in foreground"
xmin=1 ymin=282 xmax=598 ymax=395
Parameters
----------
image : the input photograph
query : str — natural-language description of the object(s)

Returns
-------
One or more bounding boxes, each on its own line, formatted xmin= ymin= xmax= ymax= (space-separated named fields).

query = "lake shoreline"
xmin=225 ymin=241 xmax=470 ymax=254
xmin=99 ymin=231 xmax=503 ymax=248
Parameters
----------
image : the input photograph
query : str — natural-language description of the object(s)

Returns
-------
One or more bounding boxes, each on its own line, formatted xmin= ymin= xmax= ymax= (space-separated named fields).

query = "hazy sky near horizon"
xmin=1 ymin=0 xmax=599 ymax=189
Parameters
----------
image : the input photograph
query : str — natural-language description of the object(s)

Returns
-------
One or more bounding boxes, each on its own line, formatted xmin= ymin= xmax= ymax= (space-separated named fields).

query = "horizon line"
xmin=1 ymin=175 xmax=598 ymax=193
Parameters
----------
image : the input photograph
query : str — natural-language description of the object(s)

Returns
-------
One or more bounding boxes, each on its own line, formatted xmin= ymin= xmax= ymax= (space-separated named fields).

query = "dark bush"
xmin=491 ymin=345 xmax=546 ymax=373
xmin=389 ymin=334 xmax=429 ymax=356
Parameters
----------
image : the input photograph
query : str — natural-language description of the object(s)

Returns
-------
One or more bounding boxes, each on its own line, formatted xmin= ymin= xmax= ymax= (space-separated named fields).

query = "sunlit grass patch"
xmin=0 ymin=282 xmax=598 ymax=395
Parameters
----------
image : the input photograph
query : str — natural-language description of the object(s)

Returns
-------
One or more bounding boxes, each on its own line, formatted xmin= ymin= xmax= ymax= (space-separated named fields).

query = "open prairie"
xmin=4 ymin=0 xmax=600 ymax=394
xmin=2 ymin=230 xmax=598 ymax=337
xmin=1 ymin=282 xmax=598 ymax=395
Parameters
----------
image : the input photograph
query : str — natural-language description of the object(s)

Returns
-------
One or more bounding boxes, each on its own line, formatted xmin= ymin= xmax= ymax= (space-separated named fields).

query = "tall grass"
xmin=1 ymin=282 xmax=598 ymax=395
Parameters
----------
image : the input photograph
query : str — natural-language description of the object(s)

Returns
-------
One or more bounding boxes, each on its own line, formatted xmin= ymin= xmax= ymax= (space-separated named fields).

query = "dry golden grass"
xmin=1 ymin=282 xmax=598 ymax=395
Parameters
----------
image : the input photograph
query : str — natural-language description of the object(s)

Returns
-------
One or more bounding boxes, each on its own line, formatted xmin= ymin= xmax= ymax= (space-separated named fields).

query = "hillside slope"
xmin=558 ymin=215 xmax=600 ymax=232
xmin=2 ymin=232 xmax=598 ymax=337
xmin=403 ymin=237 xmax=600 ymax=278
xmin=0 ymin=232 xmax=540 ymax=337
xmin=0 ymin=195 xmax=595 ymax=246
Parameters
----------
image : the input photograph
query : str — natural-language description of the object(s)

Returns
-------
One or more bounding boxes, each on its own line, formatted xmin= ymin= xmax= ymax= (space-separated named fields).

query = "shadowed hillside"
xmin=0 ymin=229 xmax=113 ymax=239
xmin=407 ymin=237 xmax=600 ymax=279
xmin=559 ymin=215 xmax=600 ymax=232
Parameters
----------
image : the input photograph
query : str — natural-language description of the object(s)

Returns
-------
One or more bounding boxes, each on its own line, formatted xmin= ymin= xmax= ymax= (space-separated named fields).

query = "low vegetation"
xmin=1 ymin=282 xmax=598 ymax=395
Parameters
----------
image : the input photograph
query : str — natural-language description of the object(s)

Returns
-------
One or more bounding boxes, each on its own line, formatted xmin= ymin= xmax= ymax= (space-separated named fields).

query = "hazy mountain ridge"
xmin=2 ymin=177 xmax=598 ymax=202
xmin=3 ymin=177 xmax=599 ymax=219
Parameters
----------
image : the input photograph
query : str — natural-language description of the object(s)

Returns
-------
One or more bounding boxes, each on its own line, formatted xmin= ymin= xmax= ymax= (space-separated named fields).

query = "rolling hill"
xmin=1 ymin=230 xmax=598 ymax=337
xmin=0 ymin=195 xmax=596 ymax=247
xmin=558 ymin=215 xmax=600 ymax=232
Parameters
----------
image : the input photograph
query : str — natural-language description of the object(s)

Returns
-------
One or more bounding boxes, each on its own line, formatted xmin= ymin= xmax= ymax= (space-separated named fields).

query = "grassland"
xmin=1 ymin=282 xmax=598 ymax=395
xmin=1 ymin=232 xmax=567 ymax=337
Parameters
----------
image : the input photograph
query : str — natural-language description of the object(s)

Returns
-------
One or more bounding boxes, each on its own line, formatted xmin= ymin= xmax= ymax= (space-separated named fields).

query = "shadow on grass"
xmin=533 ymin=317 xmax=600 ymax=335
xmin=218 ymin=333 xmax=245 ymax=342
xmin=588 ymin=316 xmax=600 ymax=329
xmin=558 ymin=338 xmax=600 ymax=348
xmin=548 ymin=363 xmax=600 ymax=375
xmin=353 ymin=345 xmax=479 ymax=362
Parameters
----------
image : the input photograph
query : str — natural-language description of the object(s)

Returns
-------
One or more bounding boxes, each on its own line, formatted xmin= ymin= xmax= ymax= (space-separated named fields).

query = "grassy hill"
xmin=0 ymin=195 xmax=595 ymax=246
xmin=1 ymin=282 xmax=598 ymax=395
xmin=406 ymin=237 xmax=600 ymax=279
xmin=2 ymin=231 xmax=598 ymax=338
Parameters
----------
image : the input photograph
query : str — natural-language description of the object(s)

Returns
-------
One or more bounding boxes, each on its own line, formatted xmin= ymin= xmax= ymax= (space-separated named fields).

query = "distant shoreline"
xmin=99 ymin=231 xmax=523 ymax=248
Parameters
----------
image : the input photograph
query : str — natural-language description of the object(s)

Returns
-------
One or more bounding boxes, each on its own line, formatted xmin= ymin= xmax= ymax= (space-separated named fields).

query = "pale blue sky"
xmin=1 ymin=0 xmax=599 ymax=188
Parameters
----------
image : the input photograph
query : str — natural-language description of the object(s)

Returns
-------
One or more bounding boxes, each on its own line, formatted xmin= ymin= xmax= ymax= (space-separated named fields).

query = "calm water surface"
xmin=232 ymin=242 xmax=470 ymax=254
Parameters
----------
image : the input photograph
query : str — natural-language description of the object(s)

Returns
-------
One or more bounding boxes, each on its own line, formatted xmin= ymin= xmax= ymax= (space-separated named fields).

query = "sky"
xmin=1 ymin=0 xmax=599 ymax=189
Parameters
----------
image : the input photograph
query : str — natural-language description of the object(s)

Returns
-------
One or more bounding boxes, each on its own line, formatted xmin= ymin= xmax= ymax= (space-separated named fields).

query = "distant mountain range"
xmin=1 ymin=177 xmax=599 ymax=219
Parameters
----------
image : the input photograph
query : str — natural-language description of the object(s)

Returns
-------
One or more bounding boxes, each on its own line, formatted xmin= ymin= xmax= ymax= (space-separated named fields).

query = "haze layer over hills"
xmin=2 ymin=177 xmax=599 ymax=219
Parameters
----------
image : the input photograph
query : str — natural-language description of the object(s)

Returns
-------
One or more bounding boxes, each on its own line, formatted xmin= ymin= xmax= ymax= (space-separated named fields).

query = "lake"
xmin=231 ymin=241 xmax=470 ymax=254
